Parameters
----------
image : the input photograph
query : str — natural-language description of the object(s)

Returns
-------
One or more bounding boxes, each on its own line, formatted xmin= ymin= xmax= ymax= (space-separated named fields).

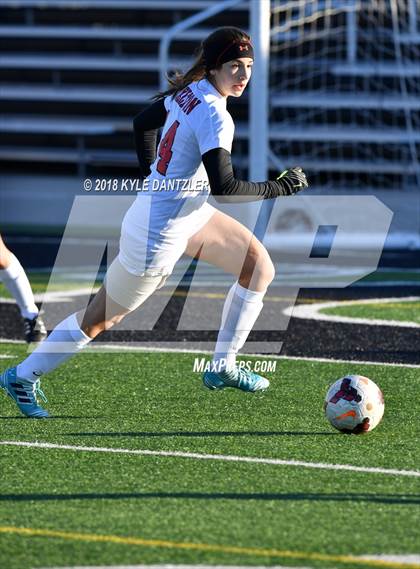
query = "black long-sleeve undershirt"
xmin=133 ymin=99 xmax=294 ymax=201
xmin=202 ymin=148 xmax=286 ymax=202
xmin=133 ymin=98 xmax=167 ymax=178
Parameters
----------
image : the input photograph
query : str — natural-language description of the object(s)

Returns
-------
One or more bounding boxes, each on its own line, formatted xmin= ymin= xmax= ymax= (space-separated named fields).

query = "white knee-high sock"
xmin=0 ymin=254 xmax=38 ymax=319
xmin=17 ymin=313 xmax=91 ymax=382
xmin=213 ymin=282 xmax=265 ymax=372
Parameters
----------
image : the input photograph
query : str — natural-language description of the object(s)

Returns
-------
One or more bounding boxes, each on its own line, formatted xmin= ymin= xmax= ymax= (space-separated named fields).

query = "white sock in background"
xmin=0 ymin=253 xmax=39 ymax=319
xmin=213 ymin=282 xmax=265 ymax=373
xmin=17 ymin=313 xmax=91 ymax=382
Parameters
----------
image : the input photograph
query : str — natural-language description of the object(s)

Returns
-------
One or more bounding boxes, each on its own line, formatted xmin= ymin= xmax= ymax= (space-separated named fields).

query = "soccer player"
xmin=0 ymin=27 xmax=308 ymax=418
xmin=0 ymin=234 xmax=47 ymax=343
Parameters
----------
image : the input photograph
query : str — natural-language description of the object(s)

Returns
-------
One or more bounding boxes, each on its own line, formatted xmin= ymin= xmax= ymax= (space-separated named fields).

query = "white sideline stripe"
xmin=0 ymin=289 xmax=97 ymax=304
xmin=284 ymin=296 xmax=420 ymax=328
xmin=85 ymin=346 xmax=420 ymax=369
xmin=1 ymin=441 xmax=419 ymax=478
xmin=0 ymin=340 xmax=419 ymax=368
xmin=40 ymin=566 xmax=312 ymax=569
xmin=40 ymin=566 xmax=313 ymax=569
xmin=276 ymin=354 xmax=420 ymax=370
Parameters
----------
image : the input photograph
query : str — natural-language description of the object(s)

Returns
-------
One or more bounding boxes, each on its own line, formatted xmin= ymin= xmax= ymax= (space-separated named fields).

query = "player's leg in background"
xmin=0 ymin=256 xmax=165 ymax=417
xmin=185 ymin=210 xmax=275 ymax=391
xmin=0 ymin=233 xmax=46 ymax=343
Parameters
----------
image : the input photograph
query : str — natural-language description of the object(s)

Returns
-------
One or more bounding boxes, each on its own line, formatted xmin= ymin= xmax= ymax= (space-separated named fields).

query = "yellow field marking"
xmin=157 ymin=290 xmax=318 ymax=303
xmin=0 ymin=526 xmax=419 ymax=569
xmin=2 ymin=286 xmax=318 ymax=304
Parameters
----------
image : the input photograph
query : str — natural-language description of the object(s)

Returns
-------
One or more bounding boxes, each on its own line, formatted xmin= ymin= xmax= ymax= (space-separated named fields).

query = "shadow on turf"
xmin=65 ymin=430 xmax=336 ymax=437
xmin=1 ymin=492 xmax=419 ymax=505
xmin=0 ymin=416 xmax=105 ymax=420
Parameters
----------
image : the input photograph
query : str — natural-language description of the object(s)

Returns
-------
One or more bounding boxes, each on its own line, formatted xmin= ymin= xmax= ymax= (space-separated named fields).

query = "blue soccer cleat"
xmin=0 ymin=367 xmax=49 ymax=418
xmin=203 ymin=367 xmax=269 ymax=393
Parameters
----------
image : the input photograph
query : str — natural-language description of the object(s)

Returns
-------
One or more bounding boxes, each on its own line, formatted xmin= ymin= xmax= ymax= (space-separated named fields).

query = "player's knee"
xmin=241 ymin=247 xmax=275 ymax=288
xmin=0 ymin=243 xmax=11 ymax=269
xmin=254 ymin=256 xmax=275 ymax=287
xmin=261 ymin=256 xmax=276 ymax=285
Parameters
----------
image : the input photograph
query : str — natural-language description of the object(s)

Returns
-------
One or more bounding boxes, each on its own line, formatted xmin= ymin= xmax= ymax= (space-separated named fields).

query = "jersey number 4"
xmin=156 ymin=120 xmax=180 ymax=175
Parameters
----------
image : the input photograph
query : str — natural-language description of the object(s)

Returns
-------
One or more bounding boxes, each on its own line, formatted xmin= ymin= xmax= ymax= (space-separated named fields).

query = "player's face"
xmin=211 ymin=57 xmax=253 ymax=97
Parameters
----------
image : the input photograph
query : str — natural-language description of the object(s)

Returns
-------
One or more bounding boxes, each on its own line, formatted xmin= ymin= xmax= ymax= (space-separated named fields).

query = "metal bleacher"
xmin=0 ymin=0 xmax=249 ymax=178
xmin=1 ymin=0 xmax=419 ymax=238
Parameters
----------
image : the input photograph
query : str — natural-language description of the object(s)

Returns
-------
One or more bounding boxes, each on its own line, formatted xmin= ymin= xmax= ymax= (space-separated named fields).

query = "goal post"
xmin=250 ymin=0 xmax=271 ymax=183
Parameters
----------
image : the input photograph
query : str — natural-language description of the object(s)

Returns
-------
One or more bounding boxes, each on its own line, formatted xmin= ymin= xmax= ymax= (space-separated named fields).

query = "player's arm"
xmin=133 ymin=98 xmax=167 ymax=177
xmin=202 ymin=147 xmax=308 ymax=203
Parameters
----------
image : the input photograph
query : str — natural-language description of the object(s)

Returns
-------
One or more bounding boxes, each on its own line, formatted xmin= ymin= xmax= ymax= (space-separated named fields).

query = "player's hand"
xmin=275 ymin=166 xmax=309 ymax=196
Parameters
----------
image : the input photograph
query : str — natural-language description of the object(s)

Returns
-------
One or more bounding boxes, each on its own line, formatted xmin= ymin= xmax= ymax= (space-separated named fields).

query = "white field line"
xmin=39 ymin=563 xmax=420 ymax=569
xmin=0 ymin=341 xmax=419 ymax=368
xmin=40 ymin=566 xmax=313 ymax=569
xmin=1 ymin=441 xmax=419 ymax=478
xmin=273 ymin=354 xmax=420 ymax=370
xmin=283 ymin=296 xmax=420 ymax=328
xmin=0 ymin=288 xmax=96 ymax=304
xmin=81 ymin=346 xmax=420 ymax=369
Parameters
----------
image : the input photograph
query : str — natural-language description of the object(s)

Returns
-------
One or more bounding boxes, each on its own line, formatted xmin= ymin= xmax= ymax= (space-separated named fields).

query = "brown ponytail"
xmin=153 ymin=48 xmax=206 ymax=100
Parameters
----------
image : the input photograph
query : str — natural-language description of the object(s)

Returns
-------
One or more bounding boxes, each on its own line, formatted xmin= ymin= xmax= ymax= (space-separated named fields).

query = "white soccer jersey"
xmin=120 ymin=78 xmax=235 ymax=276
xmin=148 ymin=78 xmax=234 ymax=192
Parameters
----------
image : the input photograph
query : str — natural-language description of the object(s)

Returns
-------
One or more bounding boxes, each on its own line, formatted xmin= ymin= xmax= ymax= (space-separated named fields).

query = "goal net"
xmin=267 ymin=0 xmax=420 ymax=247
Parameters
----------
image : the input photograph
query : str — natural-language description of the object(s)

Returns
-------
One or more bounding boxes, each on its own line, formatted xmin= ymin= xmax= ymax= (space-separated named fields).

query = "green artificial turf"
xmin=361 ymin=271 xmax=420 ymax=283
xmin=0 ymin=272 xmax=97 ymax=297
xmin=0 ymin=344 xmax=419 ymax=569
xmin=0 ymin=269 xmax=101 ymax=298
xmin=322 ymin=300 xmax=420 ymax=324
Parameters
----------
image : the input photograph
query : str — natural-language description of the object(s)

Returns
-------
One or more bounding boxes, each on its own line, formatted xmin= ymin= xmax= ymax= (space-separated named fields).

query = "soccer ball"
xmin=324 ymin=375 xmax=385 ymax=434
